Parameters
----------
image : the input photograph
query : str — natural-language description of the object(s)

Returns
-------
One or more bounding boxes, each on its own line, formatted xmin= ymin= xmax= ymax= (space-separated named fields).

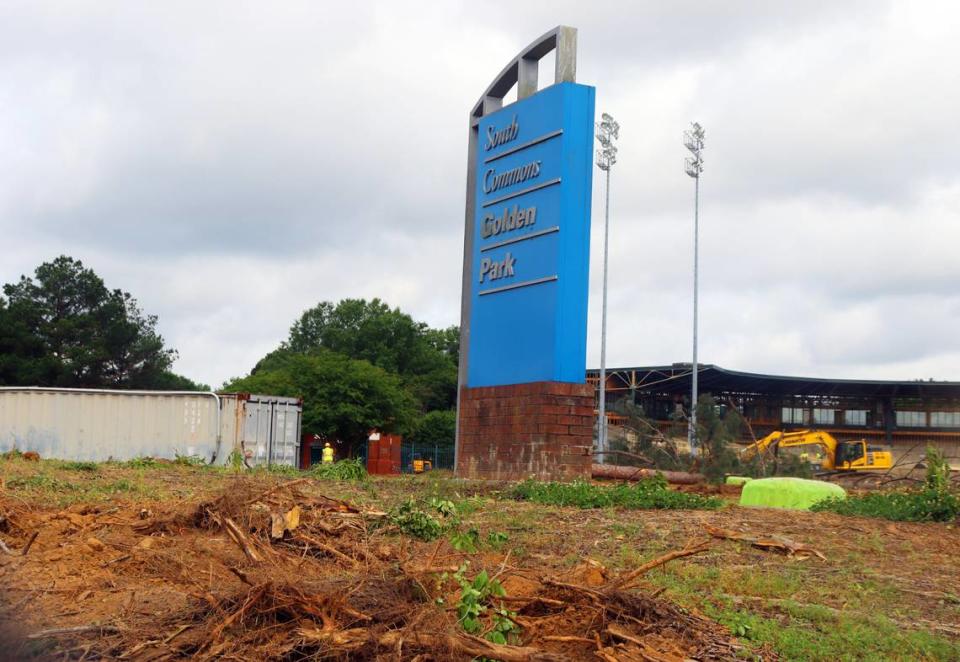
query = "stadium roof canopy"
xmin=585 ymin=364 xmax=960 ymax=400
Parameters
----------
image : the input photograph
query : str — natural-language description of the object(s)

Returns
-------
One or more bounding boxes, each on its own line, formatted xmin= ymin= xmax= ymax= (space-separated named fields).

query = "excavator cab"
xmin=835 ymin=440 xmax=893 ymax=470
xmin=835 ymin=440 xmax=865 ymax=468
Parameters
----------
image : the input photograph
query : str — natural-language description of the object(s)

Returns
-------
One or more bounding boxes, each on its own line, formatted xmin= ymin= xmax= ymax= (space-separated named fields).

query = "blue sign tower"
xmin=468 ymin=83 xmax=595 ymax=386
xmin=456 ymin=27 xmax=597 ymax=480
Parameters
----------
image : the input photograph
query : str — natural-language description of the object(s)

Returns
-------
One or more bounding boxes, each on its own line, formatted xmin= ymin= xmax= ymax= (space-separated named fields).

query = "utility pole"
xmin=684 ymin=122 xmax=704 ymax=454
xmin=595 ymin=112 xmax=619 ymax=463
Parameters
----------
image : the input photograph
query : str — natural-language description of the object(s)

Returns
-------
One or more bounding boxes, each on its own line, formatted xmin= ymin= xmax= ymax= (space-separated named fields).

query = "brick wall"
xmin=457 ymin=381 xmax=595 ymax=480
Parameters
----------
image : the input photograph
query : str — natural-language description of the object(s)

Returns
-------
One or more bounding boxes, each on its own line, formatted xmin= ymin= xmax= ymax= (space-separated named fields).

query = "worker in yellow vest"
xmin=321 ymin=442 xmax=334 ymax=464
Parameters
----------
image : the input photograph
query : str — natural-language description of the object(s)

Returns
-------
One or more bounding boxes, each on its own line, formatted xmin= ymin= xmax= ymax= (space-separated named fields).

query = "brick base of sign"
xmin=456 ymin=381 xmax=595 ymax=481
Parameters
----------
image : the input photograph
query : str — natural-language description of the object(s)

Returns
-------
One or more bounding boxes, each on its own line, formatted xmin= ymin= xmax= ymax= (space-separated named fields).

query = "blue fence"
xmin=400 ymin=443 xmax=455 ymax=472
xmin=353 ymin=442 xmax=455 ymax=473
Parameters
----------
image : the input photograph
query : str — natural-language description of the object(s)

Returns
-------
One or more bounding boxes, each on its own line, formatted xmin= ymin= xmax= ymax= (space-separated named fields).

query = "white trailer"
xmin=0 ymin=387 xmax=302 ymax=467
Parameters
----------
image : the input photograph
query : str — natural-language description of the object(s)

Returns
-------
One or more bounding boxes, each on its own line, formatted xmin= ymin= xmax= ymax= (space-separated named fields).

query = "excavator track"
xmin=814 ymin=470 xmax=887 ymax=489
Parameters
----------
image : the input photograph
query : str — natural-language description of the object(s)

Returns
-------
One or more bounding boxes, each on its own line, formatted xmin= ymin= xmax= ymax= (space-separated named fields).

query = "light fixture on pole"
xmin=595 ymin=112 xmax=619 ymax=463
xmin=683 ymin=121 xmax=704 ymax=454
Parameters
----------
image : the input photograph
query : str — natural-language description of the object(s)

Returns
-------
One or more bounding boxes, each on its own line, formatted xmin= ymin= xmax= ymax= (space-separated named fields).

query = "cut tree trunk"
xmin=591 ymin=464 xmax=704 ymax=485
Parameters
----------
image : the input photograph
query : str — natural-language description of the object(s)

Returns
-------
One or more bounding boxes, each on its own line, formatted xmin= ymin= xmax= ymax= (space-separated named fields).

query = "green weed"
xmin=511 ymin=475 xmax=723 ymax=510
xmin=813 ymin=447 xmax=959 ymax=522
xmin=227 ymin=450 xmax=245 ymax=470
xmin=310 ymin=458 xmax=367 ymax=481
xmin=255 ymin=463 xmax=300 ymax=476
xmin=445 ymin=562 xmax=519 ymax=646
xmin=386 ymin=497 xmax=458 ymax=541
xmin=8 ymin=474 xmax=77 ymax=491
xmin=450 ymin=527 xmax=481 ymax=552
xmin=58 ymin=460 xmax=99 ymax=472
xmin=173 ymin=453 xmax=206 ymax=466
xmin=812 ymin=490 xmax=960 ymax=522
xmin=122 ymin=456 xmax=158 ymax=469
xmin=486 ymin=531 xmax=509 ymax=549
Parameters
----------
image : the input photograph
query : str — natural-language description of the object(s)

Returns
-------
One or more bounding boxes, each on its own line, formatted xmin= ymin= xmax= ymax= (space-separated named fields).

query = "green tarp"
xmin=739 ymin=477 xmax=846 ymax=510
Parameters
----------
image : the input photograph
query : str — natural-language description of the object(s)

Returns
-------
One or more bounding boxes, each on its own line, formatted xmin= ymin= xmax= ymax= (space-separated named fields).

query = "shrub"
xmin=511 ymin=475 xmax=723 ymax=510
xmin=387 ymin=500 xmax=444 ymax=540
xmin=383 ymin=497 xmax=461 ymax=541
xmin=309 ymin=458 xmax=367 ymax=481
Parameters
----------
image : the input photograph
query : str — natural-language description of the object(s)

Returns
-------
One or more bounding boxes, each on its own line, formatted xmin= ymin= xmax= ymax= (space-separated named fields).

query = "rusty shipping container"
xmin=0 ymin=387 xmax=302 ymax=467
xmin=367 ymin=433 xmax=402 ymax=475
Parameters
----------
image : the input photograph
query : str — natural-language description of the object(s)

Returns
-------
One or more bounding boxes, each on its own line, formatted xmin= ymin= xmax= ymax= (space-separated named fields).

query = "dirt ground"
xmin=0 ymin=459 xmax=958 ymax=661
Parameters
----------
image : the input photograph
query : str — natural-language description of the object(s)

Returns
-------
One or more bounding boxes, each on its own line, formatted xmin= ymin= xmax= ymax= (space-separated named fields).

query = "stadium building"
xmin=586 ymin=364 xmax=960 ymax=463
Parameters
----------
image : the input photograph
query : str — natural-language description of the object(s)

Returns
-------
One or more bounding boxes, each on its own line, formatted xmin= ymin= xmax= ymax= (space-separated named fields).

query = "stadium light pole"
xmin=595 ymin=112 xmax=619 ymax=463
xmin=684 ymin=122 xmax=705 ymax=454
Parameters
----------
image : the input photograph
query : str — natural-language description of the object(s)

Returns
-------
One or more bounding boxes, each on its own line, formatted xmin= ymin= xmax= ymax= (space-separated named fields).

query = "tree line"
xmin=225 ymin=298 xmax=458 ymax=450
xmin=1 ymin=257 xmax=458 ymax=450
xmin=0 ymin=256 xmax=206 ymax=390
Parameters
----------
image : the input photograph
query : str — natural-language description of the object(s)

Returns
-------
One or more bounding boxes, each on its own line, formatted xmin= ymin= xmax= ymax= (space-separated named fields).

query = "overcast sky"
xmin=3 ymin=1 xmax=960 ymax=387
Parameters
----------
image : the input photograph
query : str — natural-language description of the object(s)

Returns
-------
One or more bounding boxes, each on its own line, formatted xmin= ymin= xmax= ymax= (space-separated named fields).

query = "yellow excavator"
xmin=741 ymin=429 xmax=893 ymax=471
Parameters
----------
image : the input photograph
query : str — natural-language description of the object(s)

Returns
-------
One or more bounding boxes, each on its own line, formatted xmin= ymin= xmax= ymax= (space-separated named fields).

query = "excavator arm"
xmin=740 ymin=431 xmax=783 ymax=461
xmin=741 ymin=430 xmax=840 ymax=468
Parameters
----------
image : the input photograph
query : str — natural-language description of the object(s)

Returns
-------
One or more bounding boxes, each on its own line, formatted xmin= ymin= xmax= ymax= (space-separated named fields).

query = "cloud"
xmin=2 ymin=0 xmax=959 ymax=386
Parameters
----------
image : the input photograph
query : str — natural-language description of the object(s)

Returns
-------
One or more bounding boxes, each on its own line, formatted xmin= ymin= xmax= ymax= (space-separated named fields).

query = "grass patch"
xmin=6 ymin=469 xmax=157 ymax=505
xmin=707 ymin=603 xmax=959 ymax=661
xmin=643 ymin=559 xmax=960 ymax=661
xmin=511 ymin=476 xmax=723 ymax=510
xmin=8 ymin=474 xmax=78 ymax=492
xmin=252 ymin=463 xmax=301 ymax=476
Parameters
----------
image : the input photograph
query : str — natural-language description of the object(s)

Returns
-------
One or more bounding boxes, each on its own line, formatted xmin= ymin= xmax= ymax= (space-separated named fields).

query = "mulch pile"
xmin=0 ymin=477 xmax=765 ymax=660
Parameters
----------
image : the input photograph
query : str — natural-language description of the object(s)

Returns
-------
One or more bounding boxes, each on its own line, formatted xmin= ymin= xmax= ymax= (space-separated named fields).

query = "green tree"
xmin=285 ymin=298 xmax=457 ymax=411
xmin=0 ymin=298 xmax=55 ymax=385
xmin=412 ymin=410 xmax=456 ymax=448
xmin=150 ymin=371 xmax=212 ymax=392
xmin=226 ymin=350 xmax=417 ymax=444
xmin=695 ymin=394 xmax=744 ymax=459
xmin=0 ymin=256 xmax=202 ymax=389
xmin=691 ymin=394 xmax=749 ymax=482
xmin=424 ymin=325 xmax=460 ymax=368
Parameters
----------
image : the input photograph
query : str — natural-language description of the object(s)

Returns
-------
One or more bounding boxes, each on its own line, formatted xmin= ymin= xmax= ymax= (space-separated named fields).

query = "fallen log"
xmin=591 ymin=464 xmax=704 ymax=485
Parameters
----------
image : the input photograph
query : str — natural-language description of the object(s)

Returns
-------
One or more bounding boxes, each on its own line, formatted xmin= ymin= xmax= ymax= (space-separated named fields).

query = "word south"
xmin=478 ymin=253 xmax=516 ymax=283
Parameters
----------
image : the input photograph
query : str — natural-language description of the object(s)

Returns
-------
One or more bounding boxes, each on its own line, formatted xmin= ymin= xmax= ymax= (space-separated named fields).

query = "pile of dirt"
xmin=0 ymin=477 xmax=759 ymax=660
